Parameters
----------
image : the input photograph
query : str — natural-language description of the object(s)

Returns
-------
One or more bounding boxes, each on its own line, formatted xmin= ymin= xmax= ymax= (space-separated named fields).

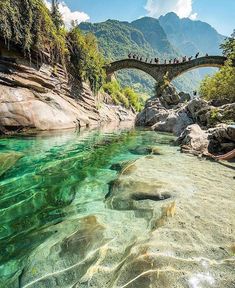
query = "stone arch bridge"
xmin=105 ymin=56 xmax=233 ymax=83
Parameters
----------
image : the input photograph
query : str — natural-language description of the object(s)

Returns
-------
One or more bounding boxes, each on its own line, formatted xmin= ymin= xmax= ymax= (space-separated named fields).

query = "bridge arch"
xmin=105 ymin=56 xmax=232 ymax=84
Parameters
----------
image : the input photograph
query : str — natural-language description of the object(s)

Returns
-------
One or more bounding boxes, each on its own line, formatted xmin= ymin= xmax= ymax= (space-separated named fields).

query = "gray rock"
xmin=208 ymin=124 xmax=235 ymax=153
xmin=0 ymin=57 xmax=136 ymax=132
xmin=135 ymin=98 xmax=169 ymax=127
xmin=177 ymin=124 xmax=209 ymax=155
xmin=158 ymin=84 xmax=180 ymax=108
xmin=179 ymin=92 xmax=191 ymax=103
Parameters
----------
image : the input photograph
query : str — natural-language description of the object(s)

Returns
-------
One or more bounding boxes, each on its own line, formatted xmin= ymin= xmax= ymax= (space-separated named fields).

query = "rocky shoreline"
xmin=136 ymin=84 xmax=235 ymax=157
xmin=0 ymin=53 xmax=135 ymax=135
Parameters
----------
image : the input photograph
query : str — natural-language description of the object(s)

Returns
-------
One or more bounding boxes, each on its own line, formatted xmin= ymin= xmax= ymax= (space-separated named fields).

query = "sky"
xmin=49 ymin=0 xmax=235 ymax=36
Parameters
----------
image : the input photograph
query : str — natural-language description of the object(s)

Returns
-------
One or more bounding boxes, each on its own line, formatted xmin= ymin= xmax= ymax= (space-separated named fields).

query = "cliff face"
xmin=0 ymin=44 xmax=135 ymax=134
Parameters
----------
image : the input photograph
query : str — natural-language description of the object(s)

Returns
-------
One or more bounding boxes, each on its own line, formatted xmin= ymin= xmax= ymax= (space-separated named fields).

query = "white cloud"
xmin=44 ymin=1 xmax=90 ymax=29
xmin=189 ymin=12 xmax=198 ymax=20
xmin=145 ymin=0 xmax=197 ymax=20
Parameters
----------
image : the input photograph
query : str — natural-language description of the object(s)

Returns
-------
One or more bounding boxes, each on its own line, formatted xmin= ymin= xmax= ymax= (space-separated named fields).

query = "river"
xmin=0 ymin=123 xmax=234 ymax=288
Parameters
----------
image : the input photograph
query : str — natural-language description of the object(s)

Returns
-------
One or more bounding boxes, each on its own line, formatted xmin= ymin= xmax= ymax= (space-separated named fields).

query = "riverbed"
xmin=0 ymin=123 xmax=234 ymax=288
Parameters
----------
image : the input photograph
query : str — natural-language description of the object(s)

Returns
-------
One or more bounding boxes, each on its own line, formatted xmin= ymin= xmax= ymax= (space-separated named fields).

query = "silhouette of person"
xmin=154 ymin=58 xmax=159 ymax=64
xmin=128 ymin=53 xmax=131 ymax=59
xmin=164 ymin=59 xmax=167 ymax=64
xmin=195 ymin=52 xmax=199 ymax=59
xmin=145 ymin=58 xmax=148 ymax=63
xmin=205 ymin=53 xmax=209 ymax=57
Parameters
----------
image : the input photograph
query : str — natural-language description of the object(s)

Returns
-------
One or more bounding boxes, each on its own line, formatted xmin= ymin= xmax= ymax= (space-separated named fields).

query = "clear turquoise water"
xmin=0 ymin=125 xmax=234 ymax=288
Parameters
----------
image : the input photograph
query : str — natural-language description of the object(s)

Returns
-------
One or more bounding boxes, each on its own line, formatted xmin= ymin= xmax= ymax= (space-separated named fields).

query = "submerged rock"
xmin=105 ymin=157 xmax=178 ymax=218
xmin=0 ymin=152 xmax=24 ymax=177
xmin=129 ymin=145 xmax=162 ymax=155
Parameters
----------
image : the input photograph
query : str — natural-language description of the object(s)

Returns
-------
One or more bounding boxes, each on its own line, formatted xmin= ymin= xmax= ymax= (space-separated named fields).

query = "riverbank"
xmin=136 ymin=83 xmax=235 ymax=157
xmin=0 ymin=51 xmax=135 ymax=135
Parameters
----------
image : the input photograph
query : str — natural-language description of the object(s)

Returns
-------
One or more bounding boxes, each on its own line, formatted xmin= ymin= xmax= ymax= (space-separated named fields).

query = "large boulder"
xmin=152 ymin=107 xmax=193 ymax=136
xmin=208 ymin=124 xmax=235 ymax=153
xmin=177 ymin=124 xmax=209 ymax=155
xmin=158 ymin=84 xmax=180 ymax=108
xmin=135 ymin=98 xmax=169 ymax=127
xmin=136 ymin=91 xmax=193 ymax=136
xmin=186 ymin=100 xmax=235 ymax=128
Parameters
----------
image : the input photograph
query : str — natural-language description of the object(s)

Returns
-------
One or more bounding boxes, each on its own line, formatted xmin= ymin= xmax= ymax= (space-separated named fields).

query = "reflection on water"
xmin=0 ymin=123 xmax=234 ymax=288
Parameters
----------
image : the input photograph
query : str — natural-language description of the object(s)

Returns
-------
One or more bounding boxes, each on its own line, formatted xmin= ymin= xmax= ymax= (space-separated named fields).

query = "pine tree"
xmin=51 ymin=0 xmax=63 ymax=30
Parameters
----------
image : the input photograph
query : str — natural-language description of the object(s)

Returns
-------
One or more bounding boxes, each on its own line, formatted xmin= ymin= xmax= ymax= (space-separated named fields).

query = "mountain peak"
xmin=159 ymin=12 xmax=180 ymax=23
xmin=164 ymin=12 xmax=179 ymax=18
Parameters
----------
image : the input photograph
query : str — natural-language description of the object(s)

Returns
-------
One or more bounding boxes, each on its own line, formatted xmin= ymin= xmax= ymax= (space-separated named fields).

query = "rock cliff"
xmin=0 ymin=45 xmax=135 ymax=134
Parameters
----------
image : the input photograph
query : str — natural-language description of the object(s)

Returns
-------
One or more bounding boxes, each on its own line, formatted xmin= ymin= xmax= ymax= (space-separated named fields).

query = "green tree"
xmin=67 ymin=28 xmax=106 ymax=93
xmin=51 ymin=0 xmax=64 ymax=30
xmin=220 ymin=30 xmax=235 ymax=59
xmin=200 ymin=32 xmax=235 ymax=103
xmin=102 ymin=80 xmax=144 ymax=111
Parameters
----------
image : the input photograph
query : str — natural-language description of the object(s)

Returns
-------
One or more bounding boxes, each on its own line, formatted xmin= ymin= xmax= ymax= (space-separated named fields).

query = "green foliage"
xmin=0 ymin=0 xmax=67 ymax=63
xmin=102 ymin=81 xmax=144 ymax=111
xmin=51 ymin=0 xmax=64 ymax=30
xmin=200 ymin=32 xmax=235 ymax=103
xmin=220 ymin=30 xmax=235 ymax=59
xmin=67 ymin=28 xmax=106 ymax=93
xmin=0 ymin=0 xmax=106 ymax=93
xmin=199 ymin=64 xmax=235 ymax=103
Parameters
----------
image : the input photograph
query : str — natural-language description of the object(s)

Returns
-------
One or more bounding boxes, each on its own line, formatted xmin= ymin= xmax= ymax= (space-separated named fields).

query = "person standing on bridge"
xmin=188 ymin=56 xmax=193 ymax=61
xmin=128 ymin=53 xmax=131 ymax=59
xmin=205 ymin=53 xmax=209 ymax=57
xmin=195 ymin=52 xmax=200 ymax=59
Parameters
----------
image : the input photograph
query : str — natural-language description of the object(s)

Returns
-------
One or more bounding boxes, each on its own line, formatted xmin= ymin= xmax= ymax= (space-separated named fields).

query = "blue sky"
xmin=57 ymin=0 xmax=235 ymax=36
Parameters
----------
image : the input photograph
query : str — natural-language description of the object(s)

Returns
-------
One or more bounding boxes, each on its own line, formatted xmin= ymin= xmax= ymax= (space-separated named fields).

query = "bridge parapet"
xmin=105 ymin=56 xmax=233 ymax=83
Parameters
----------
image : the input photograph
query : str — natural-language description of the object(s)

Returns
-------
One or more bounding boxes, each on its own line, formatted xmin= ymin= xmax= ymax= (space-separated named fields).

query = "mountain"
xmin=159 ymin=12 xmax=225 ymax=56
xmin=131 ymin=17 xmax=176 ymax=55
xmin=79 ymin=18 xmax=176 ymax=60
xmin=80 ymin=18 xmax=177 ymax=95
xmin=79 ymin=14 xmax=225 ymax=96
